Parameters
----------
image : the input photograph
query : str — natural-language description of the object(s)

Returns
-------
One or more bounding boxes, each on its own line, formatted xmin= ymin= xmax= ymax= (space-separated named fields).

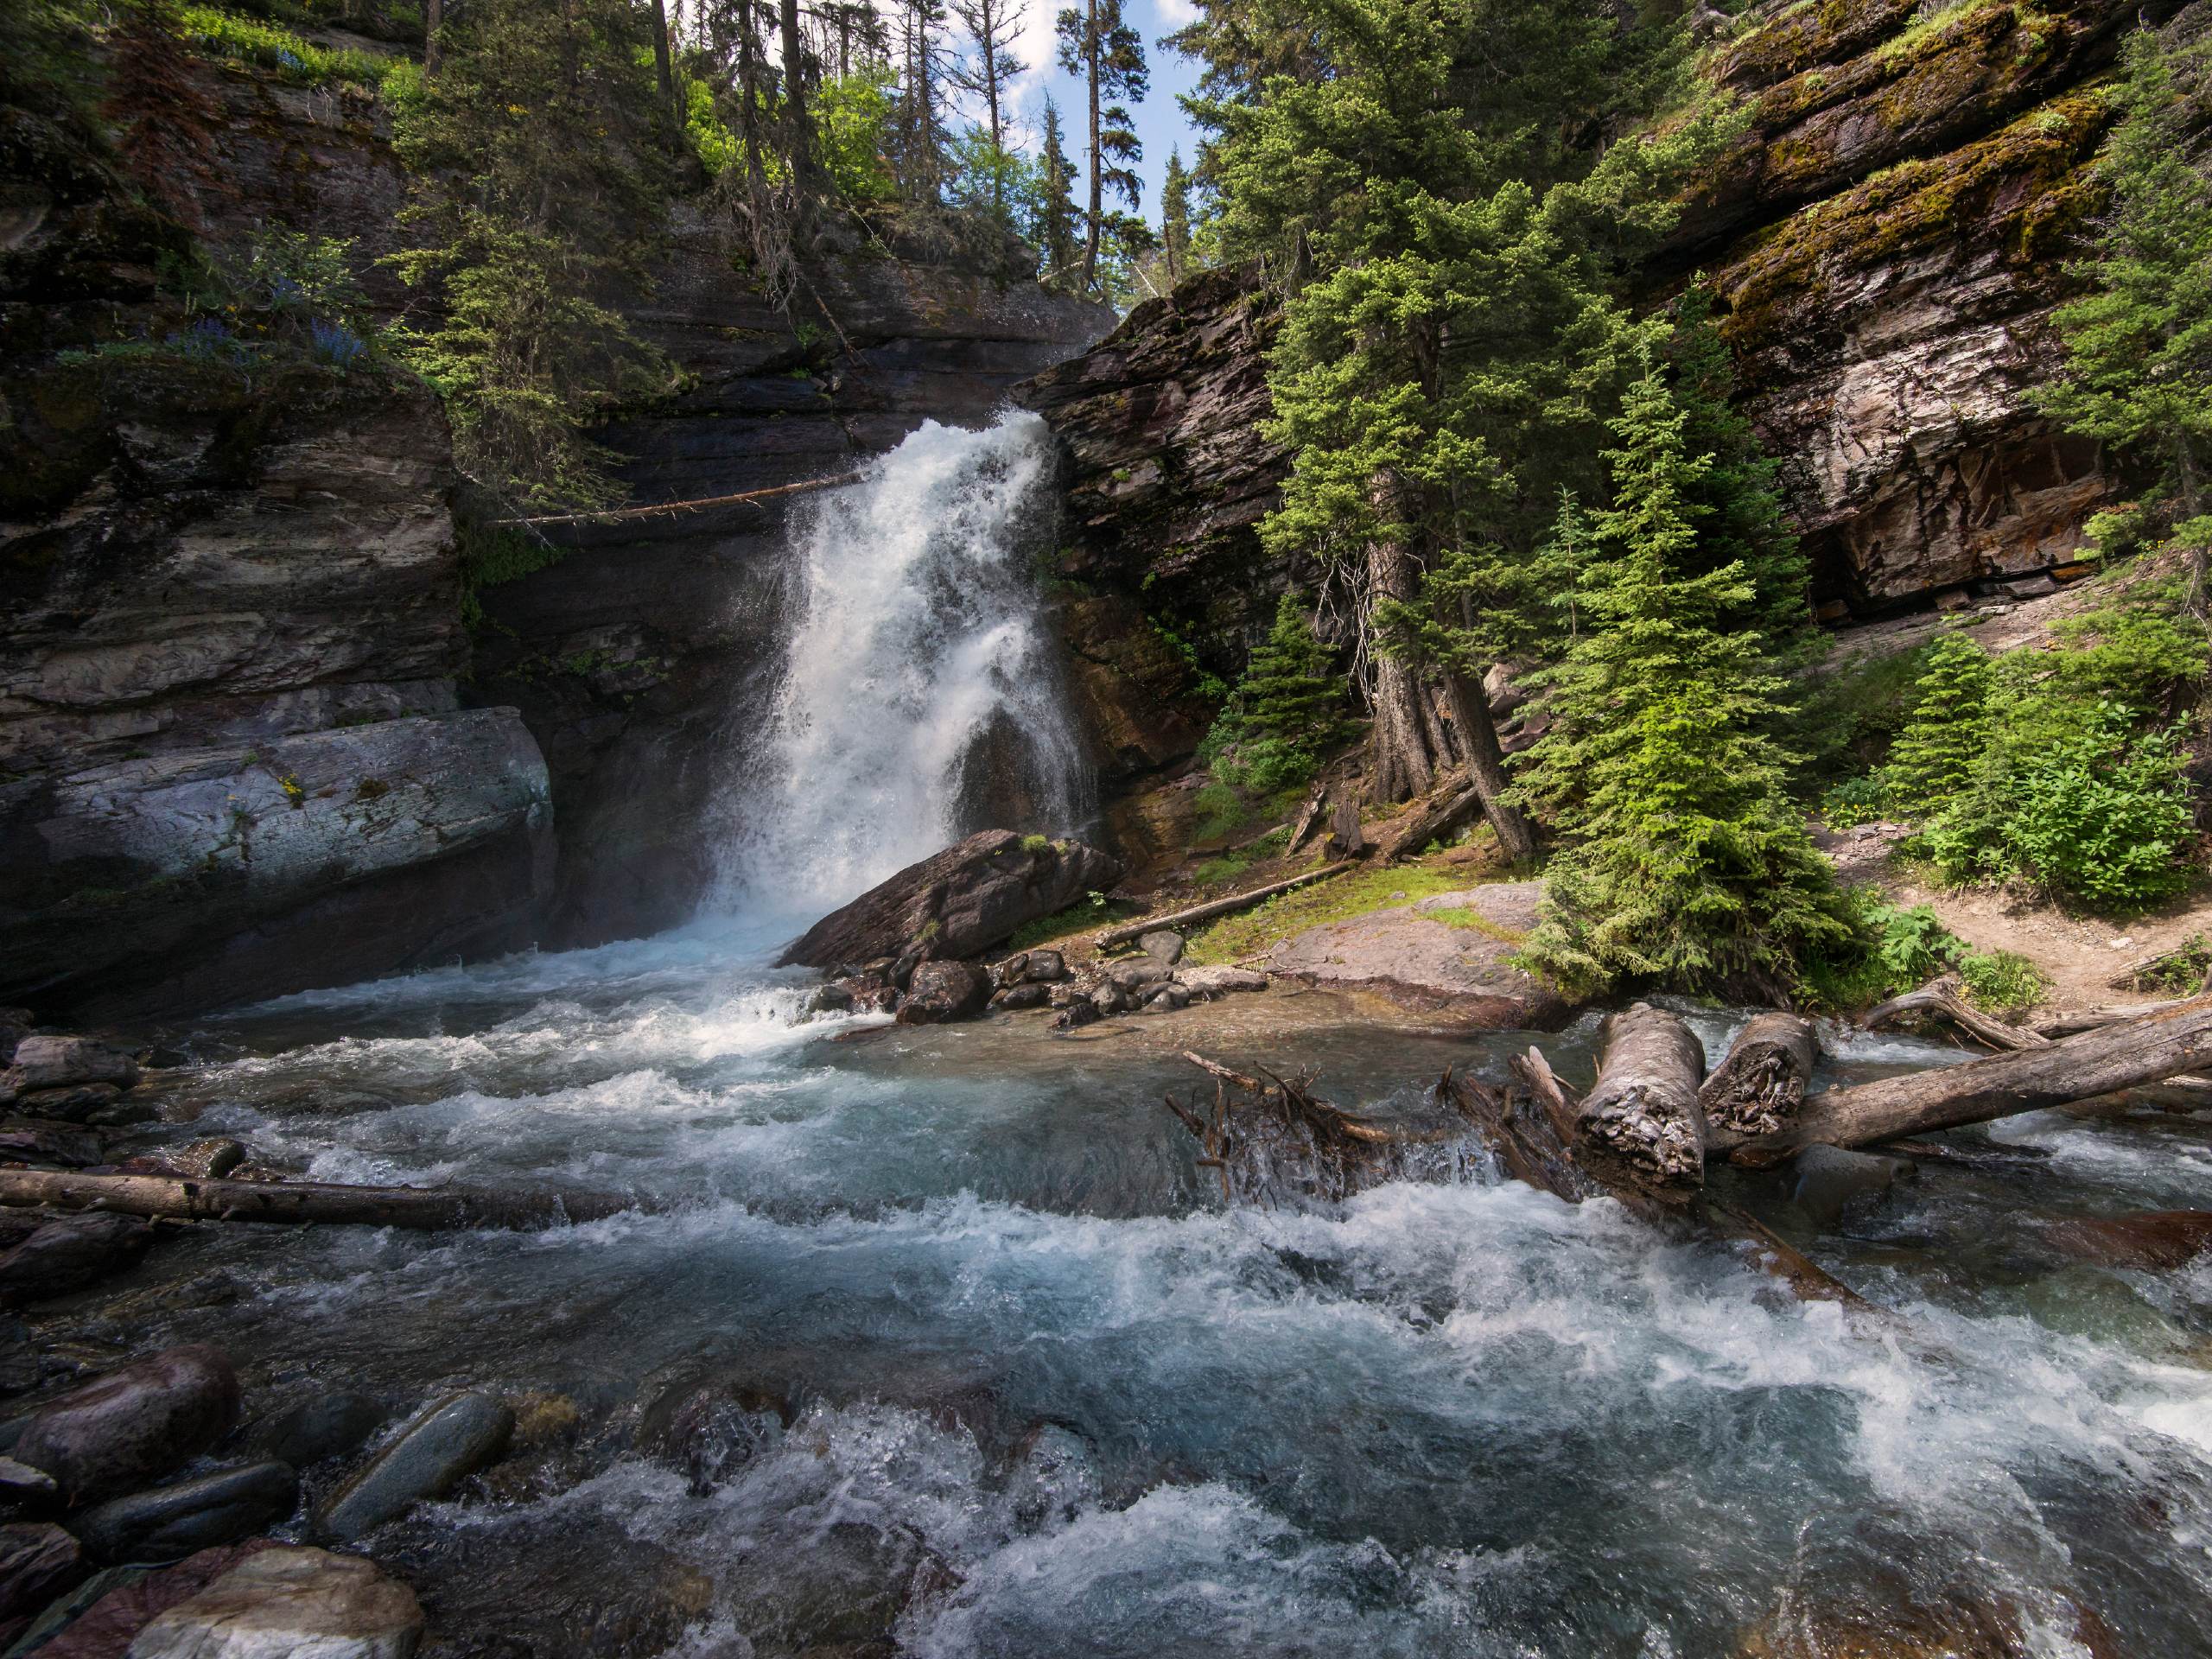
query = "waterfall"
xmin=713 ymin=411 xmax=1090 ymax=918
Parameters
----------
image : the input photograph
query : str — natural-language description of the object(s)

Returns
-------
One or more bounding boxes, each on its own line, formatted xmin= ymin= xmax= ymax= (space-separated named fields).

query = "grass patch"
xmin=1183 ymin=862 xmax=1474 ymax=965
xmin=1193 ymin=827 xmax=1291 ymax=887
xmin=177 ymin=4 xmax=398 ymax=86
xmin=1418 ymin=905 xmax=1527 ymax=945
xmin=1008 ymin=893 xmax=1133 ymax=953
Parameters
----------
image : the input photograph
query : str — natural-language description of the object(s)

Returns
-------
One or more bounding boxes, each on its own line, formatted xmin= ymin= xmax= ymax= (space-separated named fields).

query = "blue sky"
xmin=993 ymin=0 xmax=1206 ymax=232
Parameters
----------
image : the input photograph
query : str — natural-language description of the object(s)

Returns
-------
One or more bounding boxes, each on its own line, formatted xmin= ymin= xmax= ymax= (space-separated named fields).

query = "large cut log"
xmin=1575 ymin=1004 xmax=1707 ymax=1197
xmin=1093 ymin=861 xmax=1358 ymax=952
xmin=1712 ymin=992 xmax=2212 ymax=1164
xmin=1699 ymin=1014 xmax=1820 ymax=1135
xmin=0 ymin=1170 xmax=639 ymax=1231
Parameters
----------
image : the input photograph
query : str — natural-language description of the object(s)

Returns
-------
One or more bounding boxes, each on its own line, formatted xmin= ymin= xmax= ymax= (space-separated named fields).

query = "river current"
xmin=85 ymin=418 xmax=2212 ymax=1655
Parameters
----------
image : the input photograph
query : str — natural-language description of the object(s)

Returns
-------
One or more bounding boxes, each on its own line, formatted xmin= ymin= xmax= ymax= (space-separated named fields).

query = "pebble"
xmin=11 ymin=1345 xmax=240 ymax=1504
xmin=123 ymin=1547 xmax=423 ymax=1659
xmin=314 ymin=1391 xmax=513 ymax=1541
xmin=73 ymin=1461 xmax=300 ymax=1565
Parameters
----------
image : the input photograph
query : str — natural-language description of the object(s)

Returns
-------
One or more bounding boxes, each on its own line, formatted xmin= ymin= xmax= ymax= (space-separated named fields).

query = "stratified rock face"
xmin=474 ymin=215 xmax=1115 ymax=947
xmin=778 ymin=830 xmax=1123 ymax=969
xmin=1018 ymin=267 xmax=1291 ymax=785
xmin=1678 ymin=0 xmax=2186 ymax=608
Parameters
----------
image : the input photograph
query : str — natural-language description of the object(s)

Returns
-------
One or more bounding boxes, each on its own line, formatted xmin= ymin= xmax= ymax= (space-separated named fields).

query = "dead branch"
xmin=494 ymin=472 xmax=864 ymax=529
xmin=1700 ymin=1013 xmax=1821 ymax=1135
xmin=1864 ymin=977 xmax=2049 ymax=1051
xmin=1093 ymin=862 xmax=1361 ymax=952
xmin=0 ymin=1169 xmax=640 ymax=1231
xmin=1283 ymin=785 xmax=1329 ymax=856
xmin=1374 ymin=773 xmax=1483 ymax=864
xmin=1439 ymin=1069 xmax=1598 ymax=1205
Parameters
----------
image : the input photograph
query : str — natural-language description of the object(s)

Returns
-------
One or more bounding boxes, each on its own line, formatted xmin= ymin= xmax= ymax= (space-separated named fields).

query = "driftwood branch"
xmin=1283 ymin=785 xmax=1329 ymax=856
xmin=1575 ymin=1004 xmax=1708 ymax=1198
xmin=1094 ymin=861 xmax=1359 ymax=952
xmin=1865 ymin=977 xmax=2050 ymax=1051
xmin=1440 ymin=1069 xmax=1597 ymax=1205
xmin=1713 ymin=992 xmax=2212 ymax=1164
xmin=0 ymin=1170 xmax=640 ymax=1231
xmin=1700 ymin=1013 xmax=1820 ymax=1135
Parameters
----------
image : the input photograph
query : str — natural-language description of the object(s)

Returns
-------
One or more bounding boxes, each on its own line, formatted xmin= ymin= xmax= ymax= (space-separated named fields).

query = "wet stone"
xmin=893 ymin=961 xmax=990 ymax=1026
xmin=315 ymin=1391 xmax=514 ymax=1541
xmin=74 ymin=1461 xmax=299 ymax=1567
xmin=114 ymin=1140 xmax=245 ymax=1181
xmin=988 ymin=984 xmax=1051 ymax=1012
xmin=0 ymin=1521 xmax=84 ymax=1624
xmin=11 ymin=1344 xmax=241 ymax=1504
xmin=10 ymin=1084 xmax=124 ymax=1125
xmin=1143 ymin=983 xmax=1192 ymax=1012
xmin=1792 ymin=1146 xmax=1917 ymax=1231
xmin=246 ymin=1393 xmax=387 ymax=1470
xmin=3 ymin=1037 xmax=140 ymax=1095
xmin=0 ymin=1119 xmax=108 ymax=1168
xmin=0 ymin=1215 xmax=154 ymax=1306
xmin=1139 ymin=930 xmax=1185 ymax=967
xmin=1022 ymin=949 xmax=1070 ymax=983
xmin=125 ymin=1546 xmax=423 ymax=1659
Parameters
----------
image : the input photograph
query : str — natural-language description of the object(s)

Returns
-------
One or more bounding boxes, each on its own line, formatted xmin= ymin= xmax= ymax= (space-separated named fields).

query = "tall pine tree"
xmin=1055 ymin=0 xmax=1146 ymax=295
xmin=1512 ymin=361 xmax=1849 ymax=998
xmin=1160 ymin=147 xmax=1192 ymax=283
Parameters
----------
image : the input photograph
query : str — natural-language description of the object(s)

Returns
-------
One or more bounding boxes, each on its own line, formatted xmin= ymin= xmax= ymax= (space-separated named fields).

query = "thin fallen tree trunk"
xmin=494 ymin=472 xmax=864 ymax=529
xmin=1576 ymin=1004 xmax=1707 ymax=1198
xmin=1700 ymin=1013 xmax=1821 ymax=1135
xmin=1713 ymin=992 xmax=2212 ymax=1165
xmin=0 ymin=1170 xmax=640 ymax=1231
xmin=1865 ymin=978 xmax=2048 ymax=1051
xmin=1374 ymin=772 xmax=1483 ymax=864
xmin=1283 ymin=784 xmax=1329 ymax=856
xmin=1094 ymin=861 xmax=1359 ymax=952
xmin=2035 ymin=998 xmax=2196 ymax=1038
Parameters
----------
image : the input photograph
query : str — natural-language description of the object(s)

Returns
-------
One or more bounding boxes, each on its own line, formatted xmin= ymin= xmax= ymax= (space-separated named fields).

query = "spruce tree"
xmin=1211 ymin=593 xmax=1351 ymax=791
xmin=1161 ymin=148 xmax=1192 ymax=283
xmin=1055 ymin=0 xmax=1147 ymax=295
xmin=2035 ymin=23 xmax=2212 ymax=607
xmin=1035 ymin=96 xmax=1083 ymax=289
xmin=1879 ymin=631 xmax=1995 ymax=817
xmin=1513 ymin=362 xmax=1850 ymax=998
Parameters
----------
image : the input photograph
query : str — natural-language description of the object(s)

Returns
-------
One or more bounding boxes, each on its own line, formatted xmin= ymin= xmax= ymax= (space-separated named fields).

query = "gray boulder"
xmin=12 ymin=1345 xmax=240 ymax=1503
xmin=124 ymin=1546 xmax=423 ymax=1659
xmin=3 ymin=1036 xmax=139 ymax=1094
xmin=315 ymin=1392 xmax=513 ymax=1541
xmin=1139 ymin=931 xmax=1185 ymax=967
xmin=778 ymin=830 xmax=1122 ymax=969
xmin=988 ymin=984 xmax=1052 ymax=1013
xmin=0 ymin=1213 xmax=153 ymax=1305
xmin=74 ymin=1460 xmax=300 ymax=1565
xmin=894 ymin=961 xmax=992 ymax=1026
xmin=0 ymin=1119 xmax=108 ymax=1168
xmin=9 ymin=1084 xmax=125 ymax=1124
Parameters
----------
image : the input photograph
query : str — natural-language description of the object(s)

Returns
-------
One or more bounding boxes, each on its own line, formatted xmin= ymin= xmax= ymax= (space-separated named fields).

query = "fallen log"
xmin=1864 ymin=978 xmax=2048 ymax=1052
xmin=1712 ymin=992 xmax=2212 ymax=1164
xmin=1440 ymin=1069 xmax=1598 ymax=1205
xmin=1375 ymin=773 xmax=1483 ymax=864
xmin=0 ymin=1169 xmax=641 ymax=1231
xmin=1093 ymin=861 xmax=1359 ymax=952
xmin=1575 ymin=1004 xmax=1708 ymax=1198
xmin=1699 ymin=1014 xmax=1821 ymax=1135
xmin=494 ymin=471 xmax=864 ymax=529
xmin=1283 ymin=785 xmax=1329 ymax=856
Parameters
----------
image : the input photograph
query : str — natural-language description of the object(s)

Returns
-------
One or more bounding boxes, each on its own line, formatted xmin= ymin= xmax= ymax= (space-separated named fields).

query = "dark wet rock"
xmin=823 ymin=975 xmax=898 ymax=1016
xmin=314 ymin=1391 xmax=514 ymax=1541
xmin=1177 ymin=965 xmax=1269 ymax=996
xmin=0 ymin=1119 xmax=108 ymax=1168
xmin=807 ymin=983 xmax=856 ymax=1014
xmin=990 ymin=951 xmax=1033 ymax=987
xmin=0 ymin=1014 xmax=31 ymax=1068
xmin=643 ymin=1382 xmax=790 ymax=1497
xmin=0 ymin=1215 xmax=153 ymax=1306
xmin=0 ymin=1455 xmax=58 ymax=1499
xmin=11 ymin=1345 xmax=241 ymax=1503
xmin=73 ymin=1462 xmax=299 ymax=1566
xmin=2 ymin=1038 xmax=139 ymax=1095
xmin=2044 ymin=1210 xmax=2212 ymax=1272
xmin=779 ymin=830 xmax=1123 ymax=969
xmin=1022 ymin=949 xmax=1070 ymax=983
xmin=1791 ymin=1146 xmax=1918 ymax=1231
xmin=112 ymin=1139 xmax=245 ymax=1181
xmin=1143 ymin=984 xmax=1192 ymax=1012
xmin=1088 ymin=983 xmax=1130 ymax=1017
xmin=1107 ymin=962 xmax=1173 ymax=992
xmin=5 ymin=1563 xmax=149 ymax=1658
xmin=1139 ymin=931 xmax=1185 ymax=967
xmin=124 ymin=1545 xmax=423 ymax=1659
xmin=1046 ymin=982 xmax=1086 ymax=1009
xmin=893 ymin=961 xmax=992 ymax=1027
xmin=0 ymin=1319 xmax=40 ymax=1398
xmin=1267 ymin=882 xmax=1572 ymax=1029
xmin=246 ymin=1394 xmax=388 ymax=1471
xmin=988 ymin=984 xmax=1052 ymax=1013
xmin=0 ymin=1522 xmax=84 ymax=1623
xmin=1052 ymin=1000 xmax=1103 ymax=1031
xmin=9 ymin=1084 xmax=125 ymax=1125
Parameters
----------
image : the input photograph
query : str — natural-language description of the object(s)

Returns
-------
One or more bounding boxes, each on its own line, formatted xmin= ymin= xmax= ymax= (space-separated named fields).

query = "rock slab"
xmin=12 ymin=1346 xmax=240 ymax=1503
xmin=0 ymin=1215 xmax=153 ymax=1306
xmin=778 ymin=831 xmax=1122 ymax=969
xmin=123 ymin=1547 xmax=422 ymax=1659
xmin=1266 ymin=883 xmax=1571 ymax=1029
xmin=315 ymin=1392 xmax=512 ymax=1541
xmin=76 ymin=1462 xmax=301 ymax=1566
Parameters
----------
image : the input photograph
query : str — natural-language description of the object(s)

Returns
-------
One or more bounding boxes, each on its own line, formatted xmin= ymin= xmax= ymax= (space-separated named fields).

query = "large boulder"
xmin=1266 ymin=883 xmax=1573 ymax=1030
xmin=123 ymin=1547 xmax=423 ymax=1659
xmin=778 ymin=831 xmax=1122 ymax=969
xmin=894 ymin=961 xmax=992 ymax=1026
xmin=74 ymin=1463 xmax=301 ymax=1566
xmin=11 ymin=1346 xmax=241 ymax=1504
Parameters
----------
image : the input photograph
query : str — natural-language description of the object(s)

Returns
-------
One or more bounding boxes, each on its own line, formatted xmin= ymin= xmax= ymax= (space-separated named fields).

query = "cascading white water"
xmin=715 ymin=412 xmax=1090 ymax=916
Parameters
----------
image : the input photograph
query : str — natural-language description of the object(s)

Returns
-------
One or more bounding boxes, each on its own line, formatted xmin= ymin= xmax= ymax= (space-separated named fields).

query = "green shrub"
xmin=1879 ymin=630 xmax=1993 ymax=814
xmin=1800 ymin=891 xmax=2051 ymax=1014
xmin=175 ymin=3 xmax=397 ymax=86
xmin=1190 ymin=781 xmax=1247 ymax=842
xmin=1954 ymin=947 xmax=2048 ymax=1014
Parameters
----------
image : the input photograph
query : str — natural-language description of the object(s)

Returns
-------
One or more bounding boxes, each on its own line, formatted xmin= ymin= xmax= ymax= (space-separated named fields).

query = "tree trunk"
xmin=1576 ymin=1003 xmax=1707 ymax=1197
xmin=1699 ymin=1013 xmax=1819 ymax=1135
xmin=651 ymin=0 xmax=676 ymax=121
xmin=1083 ymin=0 xmax=1101 ymax=292
xmin=1712 ymin=993 xmax=2212 ymax=1164
xmin=424 ymin=0 xmax=442 ymax=74
xmin=1364 ymin=533 xmax=1442 ymax=804
xmin=779 ymin=0 xmax=818 ymax=193
xmin=0 ymin=1170 xmax=639 ymax=1231
xmin=1374 ymin=773 xmax=1481 ymax=863
xmin=1440 ymin=665 xmax=1536 ymax=861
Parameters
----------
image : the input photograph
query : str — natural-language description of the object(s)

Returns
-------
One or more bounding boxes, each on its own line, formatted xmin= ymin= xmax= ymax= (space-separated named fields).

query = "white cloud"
xmin=1152 ymin=0 xmax=1201 ymax=26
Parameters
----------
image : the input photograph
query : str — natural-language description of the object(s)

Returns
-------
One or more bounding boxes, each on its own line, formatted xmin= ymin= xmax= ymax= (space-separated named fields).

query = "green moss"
xmin=175 ymin=4 xmax=398 ymax=87
xmin=1418 ymin=905 xmax=1528 ymax=945
xmin=1183 ymin=863 xmax=1473 ymax=965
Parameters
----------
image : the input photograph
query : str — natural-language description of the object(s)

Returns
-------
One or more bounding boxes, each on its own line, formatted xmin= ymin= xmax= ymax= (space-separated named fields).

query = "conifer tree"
xmin=950 ymin=0 xmax=1024 ymax=213
xmin=2036 ymin=22 xmax=2212 ymax=609
xmin=1055 ymin=0 xmax=1147 ymax=294
xmin=1513 ymin=362 xmax=1849 ymax=998
xmin=1211 ymin=593 xmax=1351 ymax=790
xmin=1879 ymin=632 xmax=1995 ymax=816
xmin=1161 ymin=148 xmax=1192 ymax=283
xmin=1035 ymin=95 xmax=1083 ymax=289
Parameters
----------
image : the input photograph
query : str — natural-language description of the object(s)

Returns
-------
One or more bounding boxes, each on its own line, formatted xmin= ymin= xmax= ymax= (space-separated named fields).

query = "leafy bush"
xmin=175 ymin=3 xmax=397 ymax=86
xmin=1954 ymin=947 xmax=2047 ymax=1014
xmin=1800 ymin=891 xmax=2050 ymax=1014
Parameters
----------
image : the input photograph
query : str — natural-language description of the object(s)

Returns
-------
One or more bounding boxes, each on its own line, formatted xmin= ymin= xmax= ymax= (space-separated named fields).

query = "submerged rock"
xmin=0 ymin=1215 xmax=153 ymax=1306
xmin=1791 ymin=1146 xmax=1917 ymax=1231
xmin=125 ymin=1546 xmax=423 ymax=1659
xmin=114 ymin=1140 xmax=245 ymax=1181
xmin=895 ymin=961 xmax=992 ymax=1026
xmin=2044 ymin=1210 xmax=2212 ymax=1272
xmin=0 ymin=1119 xmax=109 ymax=1168
xmin=10 ymin=1346 xmax=238 ymax=1505
xmin=74 ymin=1462 xmax=299 ymax=1566
xmin=315 ymin=1392 xmax=513 ymax=1541
xmin=246 ymin=1395 xmax=386 ymax=1471
xmin=0 ymin=1521 xmax=85 ymax=1624
xmin=778 ymin=830 xmax=1122 ymax=969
